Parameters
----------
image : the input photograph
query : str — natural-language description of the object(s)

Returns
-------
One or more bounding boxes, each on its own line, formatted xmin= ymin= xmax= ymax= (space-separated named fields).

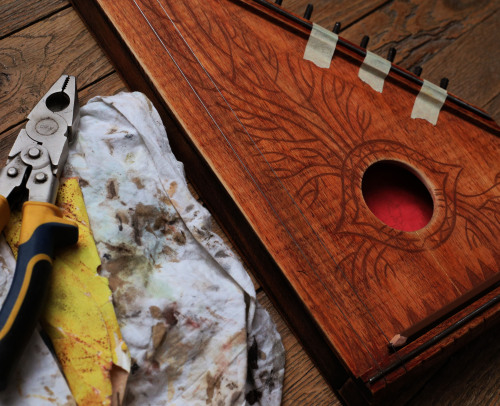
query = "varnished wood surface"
xmin=0 ymin=1 xmax=499 ymax=405
xmin=74 ymin=0 xmax=500 ymax=401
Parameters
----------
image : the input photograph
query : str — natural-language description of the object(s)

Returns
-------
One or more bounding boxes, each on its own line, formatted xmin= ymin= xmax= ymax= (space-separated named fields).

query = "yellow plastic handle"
xmin=0 ymin=201 xmax=78 ymax=390
xmin=19 ymin=201 xmax=77 ymax=244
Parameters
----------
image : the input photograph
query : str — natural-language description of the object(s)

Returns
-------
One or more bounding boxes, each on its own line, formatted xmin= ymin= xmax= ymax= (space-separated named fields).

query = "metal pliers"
xmin=0 ymin=75 xmax=80 ymax=389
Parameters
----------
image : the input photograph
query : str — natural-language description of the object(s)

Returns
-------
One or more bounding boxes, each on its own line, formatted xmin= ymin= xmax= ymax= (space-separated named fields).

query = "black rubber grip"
xmin=0 ymin=221 xmax=78 ymax=390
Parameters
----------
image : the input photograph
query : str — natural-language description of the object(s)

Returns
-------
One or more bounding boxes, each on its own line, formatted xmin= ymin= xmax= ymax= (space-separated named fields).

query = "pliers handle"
xmin=0 ymin=75 xmax=79 ymax=389
xmin=0 ymin=201 xmax=78 ymax=389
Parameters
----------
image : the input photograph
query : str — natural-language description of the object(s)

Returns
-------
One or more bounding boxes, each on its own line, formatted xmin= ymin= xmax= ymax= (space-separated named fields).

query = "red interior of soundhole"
xmin=362 ymin=161 xmax=434 ymax=232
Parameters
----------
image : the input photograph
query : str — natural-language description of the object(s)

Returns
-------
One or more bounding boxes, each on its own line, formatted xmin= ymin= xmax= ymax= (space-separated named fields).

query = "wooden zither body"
xmin=72 ymin=0 xmax=500 ymax=403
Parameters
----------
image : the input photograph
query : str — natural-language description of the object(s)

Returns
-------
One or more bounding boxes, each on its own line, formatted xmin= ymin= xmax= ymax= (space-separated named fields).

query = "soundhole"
xmin=361 ymin=161 xmax=433 ymax=232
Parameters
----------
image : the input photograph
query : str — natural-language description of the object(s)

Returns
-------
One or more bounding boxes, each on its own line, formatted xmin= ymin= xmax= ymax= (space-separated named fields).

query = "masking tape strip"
xmin=303 ymin=23 xmax=338 ymax=69
xmin=411 ymin=80 xmax=448 ymax=125
xmin=358 ymin=51 xmax=392 ymax=93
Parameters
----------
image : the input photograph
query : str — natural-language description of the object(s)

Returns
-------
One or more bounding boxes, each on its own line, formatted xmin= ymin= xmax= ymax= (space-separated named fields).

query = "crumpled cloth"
xmin=65 ymin=92 xmax=285 ymax=405
xmin=0 ymin=238 xmax=76 ymax=406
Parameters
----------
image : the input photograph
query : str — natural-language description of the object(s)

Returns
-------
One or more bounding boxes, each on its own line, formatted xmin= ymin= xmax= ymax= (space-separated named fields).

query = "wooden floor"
xmin=1 ymin=0 xmax=499 ymax=404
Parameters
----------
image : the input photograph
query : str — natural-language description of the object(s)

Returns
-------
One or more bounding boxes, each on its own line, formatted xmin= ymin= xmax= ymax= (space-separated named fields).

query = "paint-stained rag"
xmin=65 ymin=92 xmax=285 ymax=405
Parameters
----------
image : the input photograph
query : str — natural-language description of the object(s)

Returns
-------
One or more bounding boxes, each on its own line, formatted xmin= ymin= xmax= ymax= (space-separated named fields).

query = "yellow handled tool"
xmin=0 ymin=75 xmax=80 ymax=390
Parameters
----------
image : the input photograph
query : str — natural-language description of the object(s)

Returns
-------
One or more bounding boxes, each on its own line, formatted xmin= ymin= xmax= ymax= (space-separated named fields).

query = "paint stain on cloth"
xmin=64 ymin=92 xmax=285 ymax=405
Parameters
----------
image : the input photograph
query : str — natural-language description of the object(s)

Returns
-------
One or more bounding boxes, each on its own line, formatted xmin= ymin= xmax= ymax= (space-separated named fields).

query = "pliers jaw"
xmin=28 ymin=75 xmax=80 ymax=145
xmin=0 ymin=75 xmax=79 ymax=206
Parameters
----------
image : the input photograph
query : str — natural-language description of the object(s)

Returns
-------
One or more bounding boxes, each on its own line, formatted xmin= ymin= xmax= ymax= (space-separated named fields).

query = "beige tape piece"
xmin=411 ymin=80 xmax=448 ymax=125
xmin=358 ymin=51 xmax=392 ymax=93
xmin=303 ymin=23 xmax=338 ymax=69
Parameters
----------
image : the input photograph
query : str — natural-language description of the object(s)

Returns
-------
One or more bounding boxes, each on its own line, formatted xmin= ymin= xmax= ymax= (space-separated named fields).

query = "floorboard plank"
xmin=342 ymin=0 xmax=499 ymax=119
xmin=0 ymin=7 xmax=113 ymax=134
xmin=280 ymin=0 xmax=389 ymax=30
xmin=0 ymin=0 xmax=69 ymax=38
xmin=421 ymin=10 xmax=500 ymax=121
xmin=484 ymin=93 xmax=500 ymax=123
xmin=342 ymin=0 xmax=497 ymax=68
xmin=78 ymin=72 xmax=127 ymax=105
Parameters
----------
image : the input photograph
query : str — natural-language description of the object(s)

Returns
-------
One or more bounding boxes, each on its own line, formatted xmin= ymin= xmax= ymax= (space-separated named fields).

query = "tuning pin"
xmin=413 ymin=66 xmax=423 ymax=76
xmin=387 ymin=47 xmax=397 ymax=62
xmin=332 ymin=22 xmax=341 ymax=34
xmin=303 ymin=4 xmax=313 ymax=19
xmin=275 ymin=0 xmax=283 ymax=5
xmin=360 ymin=35 xmax=370 ymax=49
xmin=440 ymin=77 xmax=449 ymax=90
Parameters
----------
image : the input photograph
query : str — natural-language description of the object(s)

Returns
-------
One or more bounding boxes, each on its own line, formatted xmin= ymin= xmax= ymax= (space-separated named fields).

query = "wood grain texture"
xmin=422 ymin=10 xmax=500 ymax=122
xmin=409 ymin=321 xmax=500 ymax=406
xmin=0 ymin=0 xmax=68 ymax=38
xmin=73 ymin=1 xmax=500 ymax=403
xmin=276 ymin=0 xmax=388 ymax=29
xmin=78 ymin=72 xmax=127 ymax=105
xmin=2 ymin=0 xmax=499 ymax=404
xmin=342 ymin=0 xmax=500 ymax=120
xmin=0 ymin=7 xmax=113 ymax=134
xmin=485 ymin=94 xmax=500 ymax=124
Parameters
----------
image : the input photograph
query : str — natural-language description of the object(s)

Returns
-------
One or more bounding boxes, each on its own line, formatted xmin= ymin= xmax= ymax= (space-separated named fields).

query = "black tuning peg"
xmin=413 ymin=66 xmax=423 ymax=76
xmin=440 ymin=78 xmax=449 ymax=90
xmin=360 ymin=35 xmax=370 ymax=49
xmin=303 ymin=4 xmax=313 ymax=19
xmin=387 ymin=47 xmax=397 ymax=62
xmin=275 ymin=0 xmax=283 ymax=5
xmin=332 ymin=22 xmax=341 ymax=34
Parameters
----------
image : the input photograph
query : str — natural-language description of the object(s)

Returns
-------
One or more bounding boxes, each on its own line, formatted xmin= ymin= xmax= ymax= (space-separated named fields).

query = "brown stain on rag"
xmin=132 ymin=177 xmax=145 ymax=189
xmin=107 ymin=180 xmax=118 ymax=199
xmin=130 ymin=203 xmax=182 ymax=246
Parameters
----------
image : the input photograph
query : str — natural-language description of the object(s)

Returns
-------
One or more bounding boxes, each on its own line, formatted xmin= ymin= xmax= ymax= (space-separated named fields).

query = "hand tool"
xmin=0 ymin=75 xmax=80 ymax=390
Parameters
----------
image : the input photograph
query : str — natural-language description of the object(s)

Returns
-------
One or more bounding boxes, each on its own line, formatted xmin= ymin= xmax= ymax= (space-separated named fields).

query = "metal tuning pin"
xmin=360 ymin=35 xmax=370 ymax=49
xmin=387 ymin=47 xmax=397 ymax=62
xmin=275 ymin=0 xmax=283 ymax=5
xmin=332 ymin=22 xmax=341 ymax=34
xmin=303 ymin=4 xmax=313 ymax=19
xmin=413 ymin=66 xmax=423 ymax=76
xmin=440 ymin=77 xmax=449 ymax=90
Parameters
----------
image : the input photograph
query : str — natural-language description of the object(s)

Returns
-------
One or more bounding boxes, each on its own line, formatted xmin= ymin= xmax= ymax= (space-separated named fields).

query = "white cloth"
xmin=66 ymin=92 xmax=285 ymax=405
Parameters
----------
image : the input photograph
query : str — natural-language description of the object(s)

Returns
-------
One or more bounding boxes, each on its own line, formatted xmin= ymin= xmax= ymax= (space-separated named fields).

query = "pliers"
xmin=0 ymin=75 xmax=80 ymax=389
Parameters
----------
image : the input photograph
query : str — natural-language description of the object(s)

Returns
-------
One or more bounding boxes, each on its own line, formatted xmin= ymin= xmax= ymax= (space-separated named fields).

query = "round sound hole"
xmin=361 ymin=161 xmax=433 ymax=232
